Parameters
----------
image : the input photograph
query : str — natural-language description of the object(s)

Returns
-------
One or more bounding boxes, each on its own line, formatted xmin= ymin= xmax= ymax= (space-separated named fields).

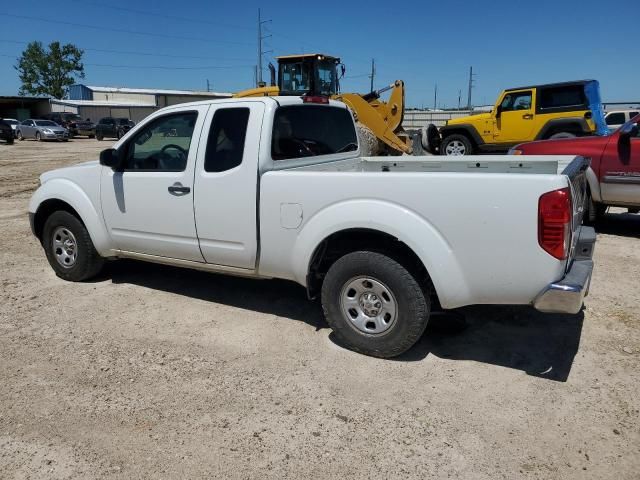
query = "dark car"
xmin=95 ymin=117 xmax=135 ymax=140
xmin=0 ymin=118 xmax=14 ymax=145
xmin=43 ymin=112 xmax=96 ymax=138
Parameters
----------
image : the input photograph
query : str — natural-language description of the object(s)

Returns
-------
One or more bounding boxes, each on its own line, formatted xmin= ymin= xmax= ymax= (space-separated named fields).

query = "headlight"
xmin=508 ymin=147 xmax=523 ymax=155
xmin=43 ymin=129 xmax=53 ymax=134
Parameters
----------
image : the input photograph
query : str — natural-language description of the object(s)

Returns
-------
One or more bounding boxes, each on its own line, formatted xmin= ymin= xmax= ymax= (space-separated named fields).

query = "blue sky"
xmin=0 ymin=0 xmax=637 ymax=107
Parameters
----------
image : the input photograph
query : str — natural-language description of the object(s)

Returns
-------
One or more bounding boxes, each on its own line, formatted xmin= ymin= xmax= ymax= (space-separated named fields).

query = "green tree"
xmin=15 ymin=41 xmax=85 ymax=99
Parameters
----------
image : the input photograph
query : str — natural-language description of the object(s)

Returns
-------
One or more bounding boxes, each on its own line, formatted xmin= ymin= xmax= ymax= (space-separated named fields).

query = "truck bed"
xmin=293 ymin=155 xmax=580 ymax=175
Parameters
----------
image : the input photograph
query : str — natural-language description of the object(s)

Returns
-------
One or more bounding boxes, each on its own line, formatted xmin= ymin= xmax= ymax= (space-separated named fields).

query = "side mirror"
xmin=495 ymin=105 xmax=503 ymax=118
xmin=99 ymin=148 xmax=122 ymax=170
xmin=617 ymin=123 xmax=637 ymax=165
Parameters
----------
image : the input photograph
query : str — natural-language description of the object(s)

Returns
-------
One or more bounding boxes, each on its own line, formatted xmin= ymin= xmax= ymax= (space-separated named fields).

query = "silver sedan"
xmin=17 ymin=119 xmax=69 ymax=141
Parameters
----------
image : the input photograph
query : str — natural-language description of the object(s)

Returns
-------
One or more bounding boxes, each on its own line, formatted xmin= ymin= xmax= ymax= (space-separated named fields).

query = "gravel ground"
xmin=1 ymin=139 xmax=639 ymax=479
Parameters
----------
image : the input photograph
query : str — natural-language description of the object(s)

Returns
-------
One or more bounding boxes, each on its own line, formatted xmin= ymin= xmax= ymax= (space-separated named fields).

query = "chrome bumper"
xmin=533 ymin=226 xmax=595 ymax=314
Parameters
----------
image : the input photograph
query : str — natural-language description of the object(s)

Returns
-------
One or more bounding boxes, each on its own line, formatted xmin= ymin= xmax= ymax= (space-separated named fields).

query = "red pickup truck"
xmin=511 ymin=115 xmax=640 ymax=222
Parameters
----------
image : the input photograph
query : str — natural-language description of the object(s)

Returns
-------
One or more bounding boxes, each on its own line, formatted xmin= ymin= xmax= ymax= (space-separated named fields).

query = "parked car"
xmin=604 ymin=109 xmax=639 ymax=132
xmin=426 ymin=80 xmax=608 ymax=155
xmin=43 ymin=112 xmax=95 ymax=138
xmin=29 ymin=96 xmax=595 ymax=358
xmin=95 ymin=117 xmax=135 ymax=140
xmin=511 ymin=114 xmax=640 ymax=221
xmin=0 ymin=119 xmax=14 ymax=144
xmin=17 ymin=119 xmax=69 ymax=141
xmin=2 ymin=118 xmax=19 ymax=138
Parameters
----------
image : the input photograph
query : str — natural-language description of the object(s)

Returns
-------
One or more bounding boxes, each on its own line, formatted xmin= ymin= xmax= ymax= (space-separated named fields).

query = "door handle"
xmin=522 ymin=114 xmax=533 ymax=120
xmin=168 ymin=182 xmax=191 ymax=195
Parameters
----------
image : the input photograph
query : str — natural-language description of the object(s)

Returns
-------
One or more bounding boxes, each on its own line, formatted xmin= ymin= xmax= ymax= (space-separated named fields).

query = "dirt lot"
xmin=1 ymin=138 xmax=639 ymax=479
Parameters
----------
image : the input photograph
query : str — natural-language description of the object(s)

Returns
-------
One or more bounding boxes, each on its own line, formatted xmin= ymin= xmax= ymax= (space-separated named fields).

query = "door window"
xmin=605 ymin=112 xmax=626 ymax=125
xmin=271 ymin=105 xmax=357 ymax=160
xmin=500 ymin=91 xmax=532 ymax=112
xmin=204 ymin=108 xmax=250 ymax=172
xmin=123 ymin=111 xmax=197 ymax=171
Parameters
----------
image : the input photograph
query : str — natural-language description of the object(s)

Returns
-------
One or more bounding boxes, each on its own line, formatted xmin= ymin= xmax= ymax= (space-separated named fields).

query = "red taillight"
xmin=301 ymin=95 xmax=329 ymax=104
xmin=538 ymin=187 xmax=572 ymax=260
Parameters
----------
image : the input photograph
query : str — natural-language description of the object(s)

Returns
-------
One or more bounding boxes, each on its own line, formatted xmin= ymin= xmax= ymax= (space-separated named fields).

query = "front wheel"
xmin=35 ymin=131 xmax=42 ymax=141
xmin=17 ymin=130 xmax=24 ymax=141
xmin=96 ymin=131 xmax=104 ymax=141
xmin=549 ymin=132 xmax=576 ymax=139
xmin=321 ymin=251 xmax=430 ymax=358
xmin=441 ymin=134 xmax=473 ymax=155
xmin=42 ymin=211 xmax=105 ymax=281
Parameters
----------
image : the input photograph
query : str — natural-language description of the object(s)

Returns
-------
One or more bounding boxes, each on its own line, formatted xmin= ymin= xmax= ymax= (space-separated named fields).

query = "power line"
xmin=0 ymin=13 xmax=253 ymax=47
xmin=66 ymin=0 xmax=253 ymax=31
xmin=0 ymin=39 xmax=253 ymax=62
xmin=1 ymin=53 xmax=252 ymax=70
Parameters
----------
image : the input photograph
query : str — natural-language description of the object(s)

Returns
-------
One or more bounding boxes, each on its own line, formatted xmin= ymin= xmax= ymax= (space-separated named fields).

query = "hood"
xmin=514 ymin=134 xmax=608 ymax=154
xmin=446 ymin=112 xmax=492 ymax=125
xmin=40 ymin=160 xmax=100 ymax=184
xmin=41 ymin=125 xmax=67 ymax=132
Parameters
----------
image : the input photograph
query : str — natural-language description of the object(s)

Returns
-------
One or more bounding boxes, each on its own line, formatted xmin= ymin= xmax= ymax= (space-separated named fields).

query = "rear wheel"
xmin=42 ymin=211 xmax=105 ymax=281
xmin=441 ymin=134 xmax=473 ymax=155
xmin=96 ymin=131 xmax=104 ymax=141
xmin=586 ymin=195 xmax=606 ymax=224
xmin=321 ymin=251 xmax=430 ymax=358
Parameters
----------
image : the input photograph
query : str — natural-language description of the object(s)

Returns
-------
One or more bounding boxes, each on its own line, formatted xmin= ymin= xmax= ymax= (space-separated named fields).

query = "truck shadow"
xmin=106 ymin=260 xmax=582 ymax=382
xmin=394 ymin=306 xmax=583 ymax=382
xmin=594 ymin=211 xmax=640 ymax=238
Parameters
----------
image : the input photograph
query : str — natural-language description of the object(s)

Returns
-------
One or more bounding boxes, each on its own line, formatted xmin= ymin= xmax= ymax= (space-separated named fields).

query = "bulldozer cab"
xmin=276 ymin=54 xmax=342 ymax=96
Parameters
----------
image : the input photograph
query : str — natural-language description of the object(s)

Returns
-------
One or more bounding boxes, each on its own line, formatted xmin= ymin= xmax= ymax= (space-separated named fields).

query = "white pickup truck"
xmin=29 ymin=96 xmax=596 ymax=358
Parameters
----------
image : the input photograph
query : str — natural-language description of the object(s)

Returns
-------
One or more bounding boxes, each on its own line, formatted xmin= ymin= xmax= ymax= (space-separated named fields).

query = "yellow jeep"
xmin=437 ymin=80 xmax=608 ymax=155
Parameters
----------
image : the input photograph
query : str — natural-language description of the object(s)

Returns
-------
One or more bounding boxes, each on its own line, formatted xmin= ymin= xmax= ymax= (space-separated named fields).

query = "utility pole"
xmin=257 ymin=8 xmax=272 ymax=87
xmin=368 ymin=58 xmax=375 ymax=92
xmin=458 ymin=89 xmax=462 ymax=109
xmin=206 ymin=79 xmax=210 ymax=92
xmin=433 ymin=84 xmax=438 ymax=110
xmin=467 ymin=66 xmax=476 ymax=110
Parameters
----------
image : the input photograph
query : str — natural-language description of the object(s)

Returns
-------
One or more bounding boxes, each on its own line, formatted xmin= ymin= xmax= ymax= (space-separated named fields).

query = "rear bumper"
xmin=533 ymin=226 xmax=595 ymax=314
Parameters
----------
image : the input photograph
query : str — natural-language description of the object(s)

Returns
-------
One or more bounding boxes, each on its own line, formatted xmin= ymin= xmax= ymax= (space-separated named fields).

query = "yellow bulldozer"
xmin=233 ymin=53 xmax=414 ymax=155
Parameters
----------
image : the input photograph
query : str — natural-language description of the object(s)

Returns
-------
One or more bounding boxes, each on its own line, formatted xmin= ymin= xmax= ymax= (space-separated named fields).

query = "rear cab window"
xmin=271 ymin=105 xmax=357 ymax=160
xmin=537 ymin=85 xmax=588 ymax=113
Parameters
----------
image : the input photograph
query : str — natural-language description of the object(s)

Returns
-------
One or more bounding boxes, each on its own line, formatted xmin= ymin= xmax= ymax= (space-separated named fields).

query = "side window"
xmin=271 ymin=105 xmax=357 ymax=161
xmin=124 ymin=111 xmax=197 ymax=172
xmin=204 ymin=108 xmax=250 ymax=173
xmin=605 ymin=112 xmax=626 ymax=125
xmin=500 ymin=91 xmax=532 ymax=112
xmin=539 ymin=86 xmax=587 ymax=110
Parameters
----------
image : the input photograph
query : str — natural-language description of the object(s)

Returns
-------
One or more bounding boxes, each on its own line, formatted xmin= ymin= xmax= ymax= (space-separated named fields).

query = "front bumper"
xmin=533 ymin=226 xmax=595 ymax=314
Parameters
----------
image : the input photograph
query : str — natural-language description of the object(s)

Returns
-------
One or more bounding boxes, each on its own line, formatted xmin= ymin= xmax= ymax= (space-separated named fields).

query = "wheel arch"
xmin=439 ymin=124 xmax=484 ymax=147
xmin=536 ymin=118 xmax=591 ymax=140
xmin=29 ymin=179 xmax=113 ymax=256
xmin=288 ymin=199 xmax=471 ymax=309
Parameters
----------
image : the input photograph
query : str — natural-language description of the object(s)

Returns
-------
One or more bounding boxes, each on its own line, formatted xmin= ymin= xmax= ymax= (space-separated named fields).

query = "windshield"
xmin=280 ymin=62 xmax=311 ymax=94
xmin=117 ymin=118 xmax=131 ymax=125
xmin=316 ymin=60 xmax=337 ymax=95
xmin=36 ymin=120 xmax=58 ymax=127
xmin=63 ymin=114 xmax=82 ymax=121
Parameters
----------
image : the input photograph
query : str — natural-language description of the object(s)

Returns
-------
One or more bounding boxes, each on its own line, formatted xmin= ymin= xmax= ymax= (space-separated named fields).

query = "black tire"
xmin=116 ymin=129 xmax=123 ymax=140
xmin=6 ymin=136 xmax=13 ymax=145
xmin=89 ymin=134 xmax=95 ymax=139
xmin=35 ymin=131 xmax=42 ymax=141
xmin=42 ymin=211 xmax=105 ymax=282
xmin=96 ymin=131 xmax=104 ymax=141
xmin=17 ymin=130 xmax=24 ymax=141
xmin=321 ymin=251 xmax=430 ymax=358
xmin=585 ymin=195 xmax=606 ymax=224
xmin=549 ymin=132 xmax=576 ymax=139
xmin=441 ymin=134 xmax=473 ymax=155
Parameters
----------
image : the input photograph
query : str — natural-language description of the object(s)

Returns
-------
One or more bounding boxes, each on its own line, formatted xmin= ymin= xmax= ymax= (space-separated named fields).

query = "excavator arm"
xmin=335 ymin=80 xmax=412 ymax=155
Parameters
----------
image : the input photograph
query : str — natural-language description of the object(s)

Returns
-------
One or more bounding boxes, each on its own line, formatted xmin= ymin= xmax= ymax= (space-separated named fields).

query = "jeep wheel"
xmin=549 ymin=132 xmax=576 ymax=139
xmin=442 ymin=134 xmax=473 ymax=155
xmin=43 ymin=211 xmax=105 ymax=281
xmin=321 ymin=251 xmax=430 ymax=358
